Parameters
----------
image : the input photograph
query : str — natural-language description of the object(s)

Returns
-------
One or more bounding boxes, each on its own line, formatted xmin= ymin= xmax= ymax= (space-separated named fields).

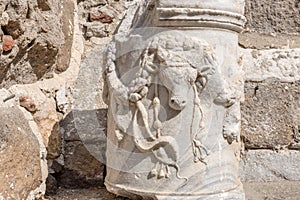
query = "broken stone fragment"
xmin=85 ymin=22 xmax=107 ymax=38
xmin=0 ymin=12 xmax=9 ymax=26
xmin=45 ymin=174 xmax=58 ymax=196
xmin=2 ymin=35 xmax=14 ymax=52
xmin=19 ymin=95 xmax=37 ymax=112
xmin=89 ymin=12 xmax=113 ymax=23
xmin=37 ymin=0 xmax=51 ymax=11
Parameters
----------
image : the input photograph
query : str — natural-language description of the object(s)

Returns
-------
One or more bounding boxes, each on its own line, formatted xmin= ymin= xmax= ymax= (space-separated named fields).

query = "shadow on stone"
xmin=47 ymin=109 xmax=107 ymax=190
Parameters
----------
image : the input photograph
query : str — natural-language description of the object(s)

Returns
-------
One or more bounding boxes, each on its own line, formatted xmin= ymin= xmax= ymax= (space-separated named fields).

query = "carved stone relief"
xmin=104 ymin=0 xmax=245 ymax=199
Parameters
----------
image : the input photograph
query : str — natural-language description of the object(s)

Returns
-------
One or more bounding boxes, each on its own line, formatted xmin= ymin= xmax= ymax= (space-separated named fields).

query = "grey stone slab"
xmin=239 ymin=32 xmax=300 ymax=49
xmin=240 ymin=150 xmax=300 ymax=182
xmin=241 ymin=48 xmax=300 ymax=82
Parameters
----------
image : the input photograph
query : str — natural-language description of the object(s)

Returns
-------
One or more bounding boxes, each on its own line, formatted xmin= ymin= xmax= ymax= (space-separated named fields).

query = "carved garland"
xmin=105 ymin=34 xmax=228 ymax=180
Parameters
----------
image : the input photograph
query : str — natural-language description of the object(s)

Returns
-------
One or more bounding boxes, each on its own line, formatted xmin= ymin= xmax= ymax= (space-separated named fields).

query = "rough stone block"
xmin=57 ymin=110 xmax=107 ymax=188
xmin=0 ymin=108 xmax=42 ymax=199
xmin=241 ymin=48 xmax=300 ymax=82
xmin=241 ymin=81 xmax=300 ymax=149
xmin=245 ymin=0 xmax=300 ymax=34
xmin=45 ymin=174 xmax=58 ymax=196
xmin=59 ymin=141 xmax=104 ymax=188
xmin=52 ymin=38 xmax=111 ymax=188
xmin=240 ymin=150 xmax=300 ymax=182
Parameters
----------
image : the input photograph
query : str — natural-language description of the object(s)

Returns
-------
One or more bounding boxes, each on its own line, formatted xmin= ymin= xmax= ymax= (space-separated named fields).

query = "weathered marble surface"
xmin=104 ymin=0 xmax=245 ymax=199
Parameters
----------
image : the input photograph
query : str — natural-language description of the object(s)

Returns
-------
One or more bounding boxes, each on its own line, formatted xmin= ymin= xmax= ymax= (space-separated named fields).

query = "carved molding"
xmin=155 ymin=8 xmax=246 ymax=32
xmin=158 ymin=0 xmax=245 ymax=14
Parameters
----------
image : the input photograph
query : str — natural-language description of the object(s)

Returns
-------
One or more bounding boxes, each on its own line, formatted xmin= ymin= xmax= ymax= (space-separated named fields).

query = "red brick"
xmin=89 ymin=12 xmax=113 ymax=23
xmin=2 ymin=35 xmax=14 ymax=52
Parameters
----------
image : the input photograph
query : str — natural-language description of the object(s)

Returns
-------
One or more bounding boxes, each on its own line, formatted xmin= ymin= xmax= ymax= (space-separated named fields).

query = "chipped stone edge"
xmin=24 ymin=108 xmax=48 ymax=200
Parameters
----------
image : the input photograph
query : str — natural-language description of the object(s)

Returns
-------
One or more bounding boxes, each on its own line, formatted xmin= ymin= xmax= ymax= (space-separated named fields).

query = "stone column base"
xmin=106 ymin=181 xmax=245 ymax=200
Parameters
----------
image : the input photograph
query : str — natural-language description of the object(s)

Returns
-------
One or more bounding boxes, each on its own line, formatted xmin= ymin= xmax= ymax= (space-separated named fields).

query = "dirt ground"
xmin=45 ymin=187 xmax=126 ymax=200
xmin=46 ymin=181 xmax=300 ymax=200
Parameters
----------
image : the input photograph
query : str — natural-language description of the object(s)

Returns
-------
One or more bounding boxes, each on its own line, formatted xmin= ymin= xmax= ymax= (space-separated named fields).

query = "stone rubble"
xmin=0 ymin=0 xmax=67 ymax=88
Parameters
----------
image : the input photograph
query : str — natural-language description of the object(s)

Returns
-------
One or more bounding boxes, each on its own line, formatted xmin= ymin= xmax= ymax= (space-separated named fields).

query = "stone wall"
xmin=239 ymin=0 xmax=300 ymax=182
xmin=240 ymin=0 xmax=300 ymax=49
xmin=0 ymin=0 xmax=73 ymax=198
xmin=0 ymin=0 xmax=74 ymax=88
